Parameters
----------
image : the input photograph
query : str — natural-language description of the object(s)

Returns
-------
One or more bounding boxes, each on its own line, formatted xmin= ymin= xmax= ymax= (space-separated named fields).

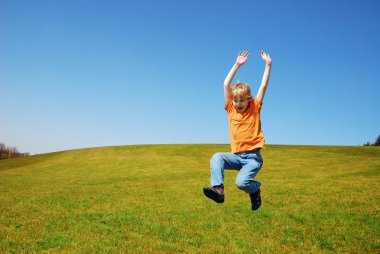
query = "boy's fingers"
xmin=238 ymin=50 xmax=250 ymax=58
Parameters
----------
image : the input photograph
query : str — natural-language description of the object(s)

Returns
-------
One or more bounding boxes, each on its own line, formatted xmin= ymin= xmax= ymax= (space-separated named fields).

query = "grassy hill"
xmin=0 ymin=144 xmax=379 ymax=253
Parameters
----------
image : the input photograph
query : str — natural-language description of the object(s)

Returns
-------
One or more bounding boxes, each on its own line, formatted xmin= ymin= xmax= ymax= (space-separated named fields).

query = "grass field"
xmin=0 ymin=144 xmax=379 ymax=253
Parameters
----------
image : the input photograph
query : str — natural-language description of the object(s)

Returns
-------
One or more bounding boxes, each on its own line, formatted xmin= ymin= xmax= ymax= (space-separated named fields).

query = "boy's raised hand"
xmin=261 ymin=51 xmax=272 ymax=65
xmin=236 ymin=51 xmax=250 ymax=66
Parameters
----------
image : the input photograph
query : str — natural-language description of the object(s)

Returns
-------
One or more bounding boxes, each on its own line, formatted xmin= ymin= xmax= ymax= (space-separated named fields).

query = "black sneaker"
xmin=249 ymin=188 xmax=261 ymax=210
xmin=203 ymin=186 xmax=224 ymax=203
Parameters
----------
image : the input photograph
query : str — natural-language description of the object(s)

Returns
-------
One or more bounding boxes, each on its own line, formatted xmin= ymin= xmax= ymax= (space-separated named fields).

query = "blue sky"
xmin=1 ymin=0 xmax=379 ymax=154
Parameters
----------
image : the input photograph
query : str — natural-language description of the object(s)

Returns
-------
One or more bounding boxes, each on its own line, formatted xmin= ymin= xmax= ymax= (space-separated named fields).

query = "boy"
xmin=203 ymin=50 xmax=272 ymax=210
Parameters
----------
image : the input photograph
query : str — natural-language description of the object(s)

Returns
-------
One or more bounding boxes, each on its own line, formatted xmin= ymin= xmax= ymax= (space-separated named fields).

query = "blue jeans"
xmin=210 ymin=150 xmax=263 ymax=194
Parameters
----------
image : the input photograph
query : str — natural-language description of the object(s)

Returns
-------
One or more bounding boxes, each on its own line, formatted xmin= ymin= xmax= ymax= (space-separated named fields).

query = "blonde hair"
xmin=230 ymin=82 xmax=252 ymax=100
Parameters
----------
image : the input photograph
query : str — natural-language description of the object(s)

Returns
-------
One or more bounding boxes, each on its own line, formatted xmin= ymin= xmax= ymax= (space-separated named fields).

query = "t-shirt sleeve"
xmin=224 ymin=99 xmax=233 ymax=112
xmin=252 ymin=98 xmax=263 ymax=114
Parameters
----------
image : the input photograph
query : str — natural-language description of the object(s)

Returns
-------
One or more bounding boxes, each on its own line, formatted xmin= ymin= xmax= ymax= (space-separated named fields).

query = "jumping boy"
xmin=203 ymin=50 xmax=272 ymax=210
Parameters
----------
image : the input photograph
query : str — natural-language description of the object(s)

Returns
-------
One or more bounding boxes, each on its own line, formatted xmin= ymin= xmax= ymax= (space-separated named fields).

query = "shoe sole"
xmin=203 ymin=187 xmax=224 ymax=203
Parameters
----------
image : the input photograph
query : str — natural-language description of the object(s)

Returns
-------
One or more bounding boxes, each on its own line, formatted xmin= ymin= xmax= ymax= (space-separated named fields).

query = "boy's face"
xmin=233 ymin=97 xmax=250 ymax=113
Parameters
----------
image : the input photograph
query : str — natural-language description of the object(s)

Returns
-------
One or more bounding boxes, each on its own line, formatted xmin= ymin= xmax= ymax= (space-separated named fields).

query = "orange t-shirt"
xmin=225 ymin=98 xmax=265 ymax=153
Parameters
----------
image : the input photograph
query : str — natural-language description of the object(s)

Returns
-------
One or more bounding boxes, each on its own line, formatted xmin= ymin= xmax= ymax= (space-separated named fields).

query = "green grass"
xmin=0 ymin=144 xmax=379 ymax=253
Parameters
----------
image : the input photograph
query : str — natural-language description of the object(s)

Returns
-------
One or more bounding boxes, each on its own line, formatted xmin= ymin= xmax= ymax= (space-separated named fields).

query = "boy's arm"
xmin=256 ymin=51 xmax=272 ymax=104
xmin=224 ymin=51 xmax=250 ymax=102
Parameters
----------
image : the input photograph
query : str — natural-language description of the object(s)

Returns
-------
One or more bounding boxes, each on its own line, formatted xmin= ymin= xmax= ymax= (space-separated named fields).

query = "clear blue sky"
xmin=1 ymin=0 xmax=379 ymax=154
